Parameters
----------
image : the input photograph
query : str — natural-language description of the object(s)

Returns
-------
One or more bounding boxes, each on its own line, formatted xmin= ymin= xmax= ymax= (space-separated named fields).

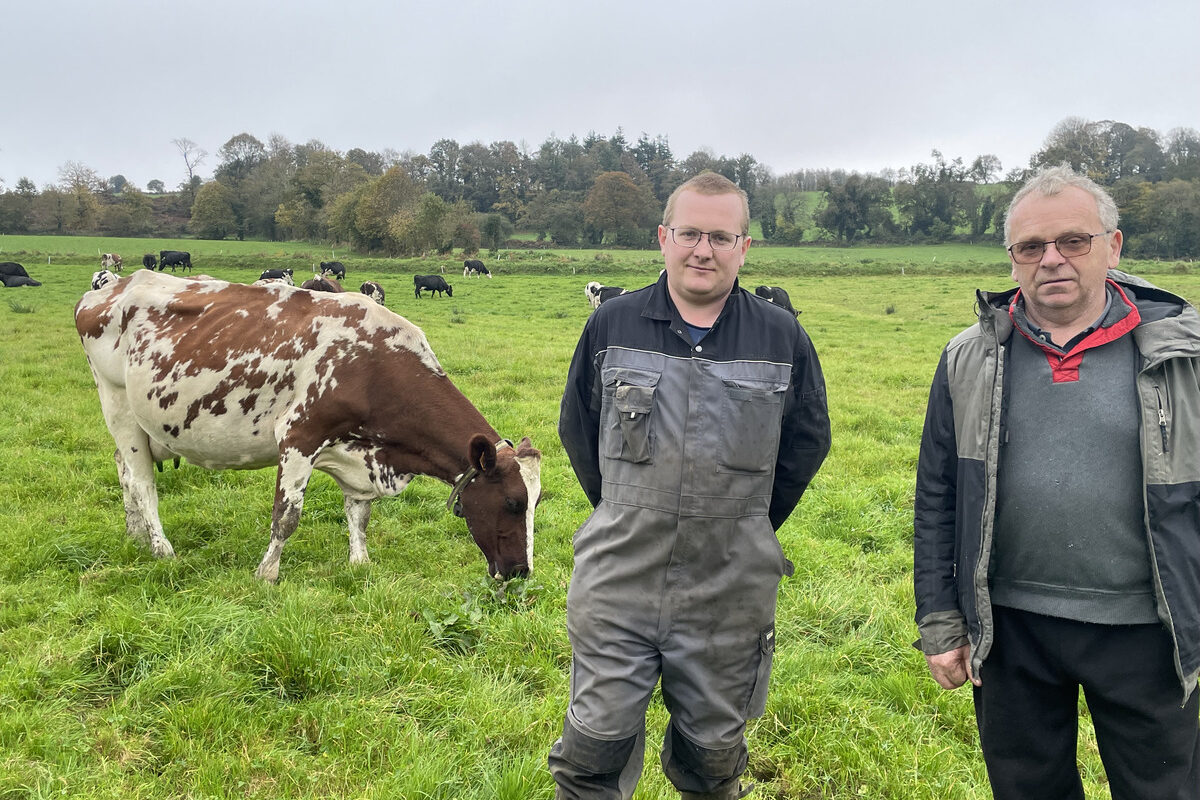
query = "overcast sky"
xmin=4 ymin=0 xmax=1197 ymax=191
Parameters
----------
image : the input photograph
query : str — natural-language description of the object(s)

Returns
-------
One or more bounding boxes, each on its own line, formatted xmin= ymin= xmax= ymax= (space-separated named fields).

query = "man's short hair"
xmin=662 ymin=172 xmax=750 ymax=236
xmin=1004 ymin=164 xmax=1119 ymax=246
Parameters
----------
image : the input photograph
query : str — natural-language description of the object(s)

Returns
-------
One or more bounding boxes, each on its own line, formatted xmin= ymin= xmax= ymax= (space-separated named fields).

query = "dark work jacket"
xmin=914 ymin=269 xmax=1200 ymax=699
xmin=559 ymin=273 xmax=831 ymax=531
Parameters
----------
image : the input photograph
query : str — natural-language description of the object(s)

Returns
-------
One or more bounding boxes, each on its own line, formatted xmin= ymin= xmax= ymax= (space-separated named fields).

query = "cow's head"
xmin=453 ymin=435 xmax=542 ymax=579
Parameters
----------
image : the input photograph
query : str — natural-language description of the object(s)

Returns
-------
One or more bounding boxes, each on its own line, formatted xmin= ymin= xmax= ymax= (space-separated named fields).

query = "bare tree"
xmin=58 ymin=161 xmax=103 ymax=192
xmin=172 ymin=137 xmax=207 ymax=203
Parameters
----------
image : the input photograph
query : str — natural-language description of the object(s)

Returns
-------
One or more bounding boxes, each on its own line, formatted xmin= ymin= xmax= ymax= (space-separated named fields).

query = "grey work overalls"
xmin=552 ymin=342 xmax=792 ymax=798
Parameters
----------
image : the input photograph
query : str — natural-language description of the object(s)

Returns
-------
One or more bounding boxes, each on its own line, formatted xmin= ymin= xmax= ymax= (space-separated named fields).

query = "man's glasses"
xmin=1007 ymin=232 xmax=1112 ymax=264
xmin=667 ymin=227 xmax=743 ymax=251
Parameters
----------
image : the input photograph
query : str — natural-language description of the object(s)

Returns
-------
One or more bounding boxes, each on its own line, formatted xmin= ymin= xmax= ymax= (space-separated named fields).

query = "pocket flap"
xmin=604 ymin=367 xmax=662 ymax=388
xmin=615 ymin=384 xmax=655 ymax=415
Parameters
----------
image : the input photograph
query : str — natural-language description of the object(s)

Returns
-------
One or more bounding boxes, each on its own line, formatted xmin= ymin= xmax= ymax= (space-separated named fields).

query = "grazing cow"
xmin=143 ymin=254 xmax=158 ymax=270
xmin=0 ymin=274 xmax=41 ymax=287
xmin=584 ymin=280 xmax=626 ymax=310
xmin=320 ymin=261 xmax=346 ymax=281
xmin=259 ymin=268 xmax=294 ymax=285
xmin=0 ymin=262 xmax=31 ymax=279
xmin=74 ymin=271 xmax=543 ymax=581
xmin=91 ymin=270 xmax=119 ymax=291
xmin=360 ymin=281 xmax=386 ymax=305
xmin=159 ymin=250 xmax=192 ymax=272
xmin=463 ymin=259 xmax=492 ymax=278
xmin=301 ymin=275 xmax=343 ymax=292
xmin=414 ymin=274 xmax=453 ymax=298
xmin=754 ymin=285 xmax=800 ymax=317
xmin=100 ymin=253 xmax=123 ymax=272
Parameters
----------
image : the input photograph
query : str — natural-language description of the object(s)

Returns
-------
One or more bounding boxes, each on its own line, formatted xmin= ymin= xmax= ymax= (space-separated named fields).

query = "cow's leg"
xmin=344 ymin=497 xmax=372 ymax=565
xmin=113 ymin=446 xmax=175 ymax=558
xmin=96 ymin=381 xmax=175 ymax=558
xmin=255 ymin=448 xmax=315 ymax=582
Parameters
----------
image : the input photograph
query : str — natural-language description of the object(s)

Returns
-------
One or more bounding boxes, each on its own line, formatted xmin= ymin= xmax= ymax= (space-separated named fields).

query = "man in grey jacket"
xmin=914 ymin=164 xmax=1200 ymax=799
xmin=550 ymin=172 xmax=831 ymax=799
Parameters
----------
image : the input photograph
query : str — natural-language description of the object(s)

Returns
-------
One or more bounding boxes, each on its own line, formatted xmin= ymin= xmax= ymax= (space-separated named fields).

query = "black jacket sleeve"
xmin=558 ymin=317 xmax=604 ymax=507
xmin=913 ymin=349 xmax=968 ymax=652
xmin=768 ymin=325 xmax=832 ymax=531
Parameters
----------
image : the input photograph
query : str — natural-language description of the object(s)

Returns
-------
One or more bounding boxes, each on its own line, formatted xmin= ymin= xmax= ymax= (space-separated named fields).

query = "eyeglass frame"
xmin=665 ymin=226 xmax=745 ymax=252
xmin=1007 ymin=231 xmax=1113 ymax=264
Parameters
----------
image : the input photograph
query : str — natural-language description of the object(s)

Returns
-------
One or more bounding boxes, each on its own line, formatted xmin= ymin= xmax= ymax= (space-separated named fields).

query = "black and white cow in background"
xmin=100 ymin=253 xmax=123 ymax=272
xmin=463 ymin=259 xmax=492 ymax=278
xmin=1 ymin=274 xmax=41 ymax=287
xmin=91 ymin=270 xmax=119 ymax=291
xmin=320 ymin=261 xmax=346 ymax=281
xmin=360 ymin=281 xmax=386 ymax=305
xmin=754 ymin=285 xmax=800 ymax=316
xmin=0 ymin=262 xmax=40 ymax=286
xmin=142 ymin=254 xmax=158 ymax=270
xmin=159 ymin=250 xmax=192 ymax=273
xmin=258 ymin=269 xmax=295 ymax=285
xmin=584 ymin=280 xmax=625 ymax=310
xmin=414 ymin=275 xmax=453 ymax=298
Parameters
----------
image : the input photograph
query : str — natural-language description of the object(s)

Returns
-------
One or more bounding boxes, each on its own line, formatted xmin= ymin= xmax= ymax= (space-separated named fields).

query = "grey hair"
xmin=1004 ymin=164 xmax=1119 ymax=246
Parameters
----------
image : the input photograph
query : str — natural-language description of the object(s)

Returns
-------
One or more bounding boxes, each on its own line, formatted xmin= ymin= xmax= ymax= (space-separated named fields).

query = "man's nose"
xmin=1040 ymin=241 xmax=1067 ymax=266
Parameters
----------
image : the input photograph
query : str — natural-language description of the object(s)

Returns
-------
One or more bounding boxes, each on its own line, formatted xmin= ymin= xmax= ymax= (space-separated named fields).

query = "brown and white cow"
xmin=75 ymin=270 xmax=542 ymax=582
xmin=300 ymin=275 xmax=343 ymax=292
xmin=101 ymin=253 xmax=123 ymax=272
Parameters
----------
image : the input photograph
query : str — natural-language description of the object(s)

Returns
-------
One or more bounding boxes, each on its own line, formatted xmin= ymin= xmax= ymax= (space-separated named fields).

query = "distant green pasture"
xmin=1 ymin=244 xmax=1198 ymax=798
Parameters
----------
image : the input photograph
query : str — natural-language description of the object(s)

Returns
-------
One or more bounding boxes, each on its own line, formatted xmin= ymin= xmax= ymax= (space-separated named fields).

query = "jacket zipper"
xmin=1155 ymin=384 xmax=1170 ymax=453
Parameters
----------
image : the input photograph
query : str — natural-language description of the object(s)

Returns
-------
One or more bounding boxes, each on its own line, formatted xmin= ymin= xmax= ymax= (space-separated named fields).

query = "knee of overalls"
xmin=661 ymin=721 xmax=748 ymax=792
xmin=551 ymin=716 xmax=641 ymax=775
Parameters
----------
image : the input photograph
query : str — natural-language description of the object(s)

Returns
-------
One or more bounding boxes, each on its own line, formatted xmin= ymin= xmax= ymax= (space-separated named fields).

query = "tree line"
xmin=1 ymin=117 xmax=1197 ymax=258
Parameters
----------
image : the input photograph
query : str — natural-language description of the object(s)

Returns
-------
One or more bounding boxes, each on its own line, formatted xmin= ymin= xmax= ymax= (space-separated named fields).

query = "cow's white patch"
xmin=515 ymin=453 xmax=542 ymax=572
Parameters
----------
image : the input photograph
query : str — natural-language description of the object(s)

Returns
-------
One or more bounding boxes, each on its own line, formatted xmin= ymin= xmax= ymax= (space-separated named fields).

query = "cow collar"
xmin=447 ymin=439 xmax=514 ymax=517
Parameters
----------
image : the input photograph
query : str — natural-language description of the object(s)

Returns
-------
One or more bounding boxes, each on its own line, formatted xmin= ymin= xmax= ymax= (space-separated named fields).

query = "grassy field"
xmin=2 ymin=239 xmax=1199 ymax=798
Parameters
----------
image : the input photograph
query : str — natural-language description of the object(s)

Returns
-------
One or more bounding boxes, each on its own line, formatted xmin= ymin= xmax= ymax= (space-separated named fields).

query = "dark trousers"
xmin=974 ymin=606 xmax=1200 ymax=800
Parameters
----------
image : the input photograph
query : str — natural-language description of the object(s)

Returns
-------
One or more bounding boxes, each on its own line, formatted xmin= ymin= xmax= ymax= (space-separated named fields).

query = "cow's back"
xmin=76 ymin=271 xmax=442 ymax=470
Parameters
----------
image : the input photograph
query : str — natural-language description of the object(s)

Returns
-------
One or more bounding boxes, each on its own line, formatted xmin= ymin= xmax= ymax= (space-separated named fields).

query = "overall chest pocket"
xmin=602 ymin=368 xmax=661 ymax=464
xmin=717 ymin=380 xmax=787 ymax=474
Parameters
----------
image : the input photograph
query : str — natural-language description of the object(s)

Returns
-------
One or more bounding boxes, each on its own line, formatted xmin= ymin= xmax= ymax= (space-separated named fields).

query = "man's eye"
xmin=1015 ymin=243 xmax=1041 ymax=257
xmin=677 ymin=229 xmax=700 ymax=241
xmin=711 ymin=233 xmax=735 ymax=247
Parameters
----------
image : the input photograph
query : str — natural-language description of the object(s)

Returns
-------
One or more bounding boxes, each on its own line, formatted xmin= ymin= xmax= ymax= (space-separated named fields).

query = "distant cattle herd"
xmin=3 ymin=253 xmax=805 ymax=318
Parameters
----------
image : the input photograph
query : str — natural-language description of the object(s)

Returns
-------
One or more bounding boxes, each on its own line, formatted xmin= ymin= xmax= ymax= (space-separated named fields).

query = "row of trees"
xmin=805 ymin=120 xmax=1200 ymax=258
xmin=1 ymin=118 xmax=1198 ymax=258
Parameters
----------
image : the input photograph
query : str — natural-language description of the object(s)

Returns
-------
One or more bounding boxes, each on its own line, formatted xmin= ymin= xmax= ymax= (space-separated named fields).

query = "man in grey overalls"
xmin=550 ymin=173 xmax=832 ymax=799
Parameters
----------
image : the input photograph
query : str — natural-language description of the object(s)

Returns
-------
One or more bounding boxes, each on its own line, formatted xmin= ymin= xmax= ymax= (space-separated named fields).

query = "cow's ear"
xmin=515 ymin=436 xmax=541 ymax=461
xmin=469 ymin=434 xmax=497 ymax=474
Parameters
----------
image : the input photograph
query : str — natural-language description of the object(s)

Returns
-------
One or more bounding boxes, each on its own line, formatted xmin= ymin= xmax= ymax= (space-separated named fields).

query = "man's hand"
xmin=925 ymin=644 xmax=980 ymax=689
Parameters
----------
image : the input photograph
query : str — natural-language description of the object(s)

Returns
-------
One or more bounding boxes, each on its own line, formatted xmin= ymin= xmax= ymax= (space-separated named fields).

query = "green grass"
xmin=2 ymin=241 xmax=1198 ymax=798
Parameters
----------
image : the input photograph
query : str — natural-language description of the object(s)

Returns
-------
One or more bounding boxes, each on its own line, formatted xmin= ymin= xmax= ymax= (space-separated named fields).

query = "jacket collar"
xmin=976 ymin=270 xmax=1200 ymax=363
xmin=641 ymin=271 xmax=742 ymax=326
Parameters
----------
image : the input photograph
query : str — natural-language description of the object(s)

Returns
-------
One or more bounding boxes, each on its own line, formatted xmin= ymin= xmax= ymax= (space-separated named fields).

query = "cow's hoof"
xmin=254 ymin=562 xmax=280 ymax=583
xmin=150 ymin=540 xmax=176 ymax=559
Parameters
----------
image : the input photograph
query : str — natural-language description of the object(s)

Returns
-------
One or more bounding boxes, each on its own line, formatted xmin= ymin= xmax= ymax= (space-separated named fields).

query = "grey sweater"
xmin=990 ymin=288 xmax=1158 ymax=624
